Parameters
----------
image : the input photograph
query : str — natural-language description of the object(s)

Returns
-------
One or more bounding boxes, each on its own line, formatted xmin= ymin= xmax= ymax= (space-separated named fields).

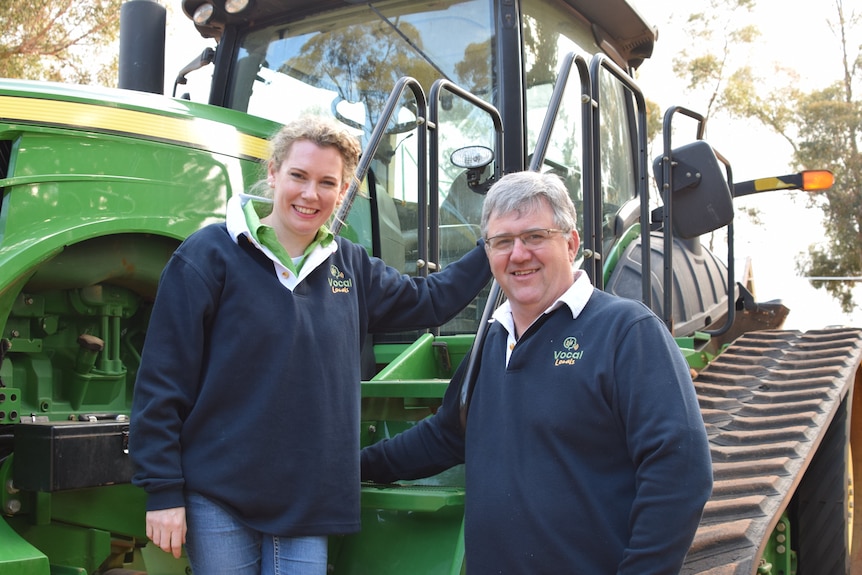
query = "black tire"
xmin=793 ymin=396 xmax=852 ymax=575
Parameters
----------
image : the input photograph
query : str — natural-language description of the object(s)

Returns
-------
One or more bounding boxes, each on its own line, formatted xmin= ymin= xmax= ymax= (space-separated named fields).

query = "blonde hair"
xmin=251 ymin=116 xmax=362 ymax=198
xmin=271 ymin=116 xmax=360 ymax=183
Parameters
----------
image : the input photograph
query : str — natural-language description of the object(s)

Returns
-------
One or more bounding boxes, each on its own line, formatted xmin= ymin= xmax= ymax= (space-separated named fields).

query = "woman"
xmin=130 ymin=116 xmax=491 ymax=575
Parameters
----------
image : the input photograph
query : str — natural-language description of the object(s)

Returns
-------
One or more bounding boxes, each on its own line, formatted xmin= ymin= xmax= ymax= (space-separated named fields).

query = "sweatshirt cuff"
xmin=145 ymin=486 xmax=187 ymax=511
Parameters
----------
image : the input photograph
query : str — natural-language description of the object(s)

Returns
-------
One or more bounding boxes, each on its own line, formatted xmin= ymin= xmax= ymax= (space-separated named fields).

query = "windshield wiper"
xmin=367 ymin=4 xmax=452 ymax=82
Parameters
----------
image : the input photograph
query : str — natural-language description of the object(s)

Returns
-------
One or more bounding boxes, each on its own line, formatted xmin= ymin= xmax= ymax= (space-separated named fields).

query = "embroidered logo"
xmin=328 ymin=264 xmax=353 ymax=294
xmin=553 ymin=336 xmax=583 ymax=366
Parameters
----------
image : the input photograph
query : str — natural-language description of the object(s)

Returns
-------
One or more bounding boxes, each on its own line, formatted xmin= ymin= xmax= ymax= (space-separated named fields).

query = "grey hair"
xmin=480 ymin=171 xmax=578 ymax=238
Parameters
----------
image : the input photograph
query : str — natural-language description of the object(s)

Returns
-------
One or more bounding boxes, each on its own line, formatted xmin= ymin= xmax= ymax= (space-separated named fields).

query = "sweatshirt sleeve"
xmin=360 ymin=242 xmax=491 ymax=332
xmin=129 ymin=233 xmax=222 ymax=511
xmin=361 ymin=360 xmax=468 ymax=483
xmin=614 ymin=313 xmax=713 ymax=575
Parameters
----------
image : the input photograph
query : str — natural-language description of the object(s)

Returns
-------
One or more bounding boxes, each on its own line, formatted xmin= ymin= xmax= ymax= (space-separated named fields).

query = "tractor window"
xmin=230 ymin=0 xmax=492 ymax=132
xmin=595 ymin=67 xmax=637 ymax=212
xmin=522 ymin=0 xmax=637 ymax=246
xmin=521 ymin=0 xmax=592 ymax=229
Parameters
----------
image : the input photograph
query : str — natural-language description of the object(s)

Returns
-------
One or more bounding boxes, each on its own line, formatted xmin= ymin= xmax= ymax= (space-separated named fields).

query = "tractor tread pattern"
xmin=682 ymin=328 xmax=862 ymax=575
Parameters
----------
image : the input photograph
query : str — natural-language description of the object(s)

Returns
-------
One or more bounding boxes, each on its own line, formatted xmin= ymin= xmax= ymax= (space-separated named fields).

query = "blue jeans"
xmin=185 ymin=492 xmax=328 ymax=575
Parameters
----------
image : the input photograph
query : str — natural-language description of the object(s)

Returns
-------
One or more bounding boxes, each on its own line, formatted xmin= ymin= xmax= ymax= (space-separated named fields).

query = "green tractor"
xmin=0 ymin=1 xmax=859 ymax=573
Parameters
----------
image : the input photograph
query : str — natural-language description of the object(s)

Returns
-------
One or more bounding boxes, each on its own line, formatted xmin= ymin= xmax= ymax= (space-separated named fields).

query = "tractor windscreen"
xmin=227 ymin=0 xmax=493 ymax=139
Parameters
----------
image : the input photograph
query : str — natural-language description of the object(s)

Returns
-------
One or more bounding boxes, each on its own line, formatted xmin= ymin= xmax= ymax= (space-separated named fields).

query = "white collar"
xmin=225 ymin=194 xmax=338 ymax=291
xmin=491 ymin=268 xmax=594 ymax=339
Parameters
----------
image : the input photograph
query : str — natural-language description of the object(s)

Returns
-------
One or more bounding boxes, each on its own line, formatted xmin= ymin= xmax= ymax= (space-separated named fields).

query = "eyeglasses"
xmin=484 ymin=228 xmax=567 ymax=254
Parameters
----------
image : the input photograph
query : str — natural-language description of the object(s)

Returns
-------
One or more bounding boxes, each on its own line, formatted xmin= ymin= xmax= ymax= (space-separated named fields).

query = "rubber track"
xmin=681 ymin=328 xmax=862 ymax=575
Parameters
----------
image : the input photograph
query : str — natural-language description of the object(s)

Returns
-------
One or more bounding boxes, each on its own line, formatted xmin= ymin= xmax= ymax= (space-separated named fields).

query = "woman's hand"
xmin=146 ymin=507 xmax=187 ymax=559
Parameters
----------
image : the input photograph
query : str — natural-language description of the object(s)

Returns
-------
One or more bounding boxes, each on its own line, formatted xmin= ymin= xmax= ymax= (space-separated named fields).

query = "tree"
xmin=672 ymin=0 xmax=760 ymax=123
xmin=666 ymin=0 xmax=762 ymax=252
xmin=673 ymin=0 xmax=862 ymax=313
xmin=721 ymin=1 xmax=861 ymax=312
xmin=0 ymin=0 xmax=123 ymax=86
xmin=792 ymin=1 xmax=862 ymax=312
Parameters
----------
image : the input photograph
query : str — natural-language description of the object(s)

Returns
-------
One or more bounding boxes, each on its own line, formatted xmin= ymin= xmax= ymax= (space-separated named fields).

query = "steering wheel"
xmin=331 ymin=95 xmax=418 ymax=135
xmin=527 ymin=153 xmax=571 ymax=174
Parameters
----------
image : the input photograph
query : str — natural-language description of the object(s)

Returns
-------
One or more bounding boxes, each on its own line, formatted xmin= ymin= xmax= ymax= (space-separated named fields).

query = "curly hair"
xmin=269 ymin=116 xmax=361 ymax=184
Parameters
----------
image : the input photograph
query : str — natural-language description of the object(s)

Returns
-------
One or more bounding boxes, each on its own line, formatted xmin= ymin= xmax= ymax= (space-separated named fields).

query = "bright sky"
xmin=164 ymin=0 xmax=862 ymax=330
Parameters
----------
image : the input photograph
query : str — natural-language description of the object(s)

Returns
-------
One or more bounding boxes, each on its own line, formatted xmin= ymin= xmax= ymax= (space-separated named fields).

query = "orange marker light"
xmin=801 ymin=170 xmax=834 ymax=191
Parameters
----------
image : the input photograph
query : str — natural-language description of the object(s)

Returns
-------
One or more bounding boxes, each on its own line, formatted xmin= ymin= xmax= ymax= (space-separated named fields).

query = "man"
xmin=361 ymin=170 xmax=713 ymax=574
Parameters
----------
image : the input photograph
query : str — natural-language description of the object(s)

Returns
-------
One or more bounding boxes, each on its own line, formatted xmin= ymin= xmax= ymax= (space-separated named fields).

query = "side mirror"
xmin=652 ymin=140 xmax=733 ymax=239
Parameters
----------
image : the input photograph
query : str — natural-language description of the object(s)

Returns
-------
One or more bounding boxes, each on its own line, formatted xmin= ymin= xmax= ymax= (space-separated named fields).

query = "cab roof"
xmin=181 ymin=0 xmax=657 ymax=68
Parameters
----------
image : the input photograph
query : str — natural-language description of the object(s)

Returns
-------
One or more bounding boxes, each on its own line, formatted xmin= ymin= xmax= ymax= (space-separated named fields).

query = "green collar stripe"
xmin=241 ymin=197 xmax=334 ymax=273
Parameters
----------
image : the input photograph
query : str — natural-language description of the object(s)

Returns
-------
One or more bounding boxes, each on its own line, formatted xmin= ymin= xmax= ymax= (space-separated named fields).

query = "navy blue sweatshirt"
xmin=361 ymin=289 xmax=712 ymax=574
xmin=130 ymin=223 xmax=491 ymax=536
